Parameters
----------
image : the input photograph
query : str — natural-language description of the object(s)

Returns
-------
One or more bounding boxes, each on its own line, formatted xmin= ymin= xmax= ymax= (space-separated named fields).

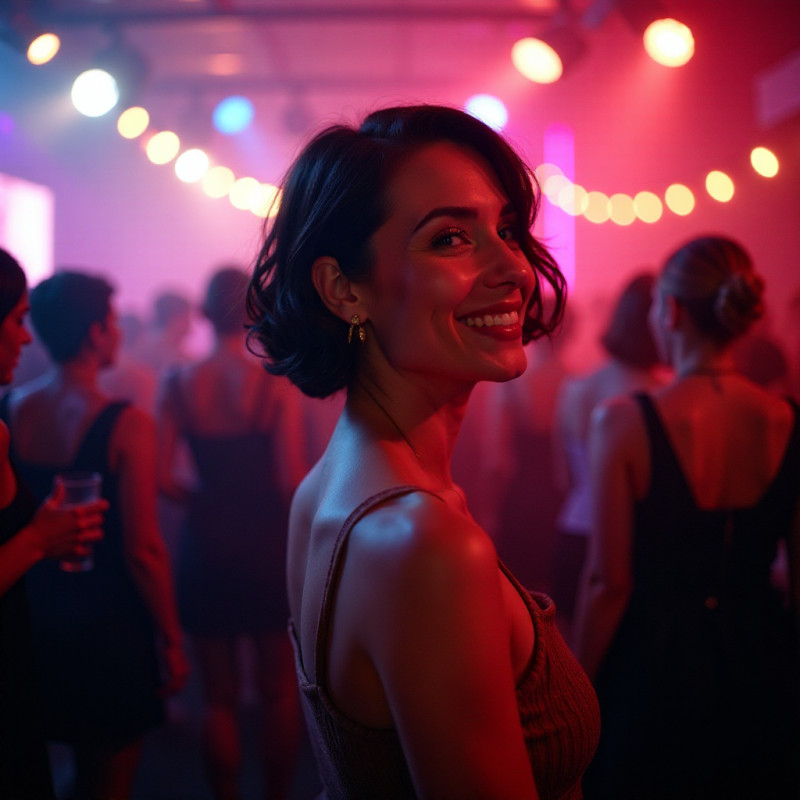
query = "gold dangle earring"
xmin=348 ymin=314 xmax=366 ymax=344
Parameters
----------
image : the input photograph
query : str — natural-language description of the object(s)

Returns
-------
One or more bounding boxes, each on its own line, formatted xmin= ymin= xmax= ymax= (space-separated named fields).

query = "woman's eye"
xmin=499 ymin=225 xmax=521 ymax=244
xmin=432 ymin=227 xmax=468 ymax=248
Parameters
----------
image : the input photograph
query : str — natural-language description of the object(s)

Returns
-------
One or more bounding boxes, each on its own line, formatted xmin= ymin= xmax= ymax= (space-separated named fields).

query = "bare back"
xmin=638 ymin=375 xmax=795 ymax=509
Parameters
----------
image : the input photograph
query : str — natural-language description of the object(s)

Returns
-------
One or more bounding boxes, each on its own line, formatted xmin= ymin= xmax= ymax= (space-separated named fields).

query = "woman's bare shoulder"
xmin=347 ymin=490 xmax=496 ymax=585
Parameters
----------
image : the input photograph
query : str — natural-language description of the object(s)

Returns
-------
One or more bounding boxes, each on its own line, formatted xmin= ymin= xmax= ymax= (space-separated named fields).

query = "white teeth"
xmin=463 ymin=310 xmax=518 ymax=328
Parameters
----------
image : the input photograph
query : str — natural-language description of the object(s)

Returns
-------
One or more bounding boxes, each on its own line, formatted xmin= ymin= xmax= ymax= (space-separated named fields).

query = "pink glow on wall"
xmin=542 ymin=123 xmax=575 ymax=290
xmin=0 ymin=173 xmax=54 ymax=284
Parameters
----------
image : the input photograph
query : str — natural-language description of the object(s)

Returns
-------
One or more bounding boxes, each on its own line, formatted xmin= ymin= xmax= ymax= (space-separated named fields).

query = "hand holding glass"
xmin=55 ymin=471 xmax=102 ymax=572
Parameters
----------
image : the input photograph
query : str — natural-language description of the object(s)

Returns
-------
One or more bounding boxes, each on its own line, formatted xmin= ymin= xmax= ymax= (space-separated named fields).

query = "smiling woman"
xmin=246 ymin=104 xmax=599 ymax=799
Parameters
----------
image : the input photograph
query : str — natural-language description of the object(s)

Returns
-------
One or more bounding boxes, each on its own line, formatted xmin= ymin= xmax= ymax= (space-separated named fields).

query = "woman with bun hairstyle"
xmin=575 ymin=236 xmax=800 ymax=799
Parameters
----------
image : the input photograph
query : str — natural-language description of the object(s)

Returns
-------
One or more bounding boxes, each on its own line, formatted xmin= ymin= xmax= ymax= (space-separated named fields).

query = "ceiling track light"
xmin=616 ymin=0 xmax=694 ymax=67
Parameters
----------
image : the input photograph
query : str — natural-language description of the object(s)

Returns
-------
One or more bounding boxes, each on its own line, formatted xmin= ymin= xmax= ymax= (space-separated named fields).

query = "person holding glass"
xmin=3 ymin=270 xmax=188 ymax=800
xmin=0 ymin=249 xmax=107 ymax=799
xmin=246 ymin=104 xmax=600 ymax=799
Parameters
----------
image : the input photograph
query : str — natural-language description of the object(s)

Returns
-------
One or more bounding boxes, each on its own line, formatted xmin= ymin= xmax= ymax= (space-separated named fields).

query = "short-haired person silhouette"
xmin=4 ymin=270 xmax=188 ymax=800
xmin=247 ymin=104 xmax=600 ymax=799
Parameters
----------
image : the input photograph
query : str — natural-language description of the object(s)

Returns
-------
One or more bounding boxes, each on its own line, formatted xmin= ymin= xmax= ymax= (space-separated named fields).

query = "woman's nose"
xmin=484 ymin=241 xmax=534 ymax=291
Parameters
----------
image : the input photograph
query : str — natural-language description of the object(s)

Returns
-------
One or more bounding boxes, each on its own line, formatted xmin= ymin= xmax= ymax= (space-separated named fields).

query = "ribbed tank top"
xmin=290 ymin=485 xmax=600 ymax=799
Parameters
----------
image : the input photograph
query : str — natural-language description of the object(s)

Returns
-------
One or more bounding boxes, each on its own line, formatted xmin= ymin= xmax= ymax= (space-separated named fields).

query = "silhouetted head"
xmin=247 ymin=103 xmax=565 ymax=398
xmin=30 ymin=271 xmax=115 ymax=364
xmin=601 ymin=273 xmax=660 ymax=369
xmin=203 ymin=267 xmax=249 ymax=336
xmin=658 ymin=236 xmax=764 ymax=346
xmin=0 ymin=248 xmax=27 ymax=325
xmin=153 ymin=291 xmax=191 ymax=333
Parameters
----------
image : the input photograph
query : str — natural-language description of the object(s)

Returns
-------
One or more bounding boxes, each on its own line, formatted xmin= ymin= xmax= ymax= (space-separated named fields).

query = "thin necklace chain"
xmin=357 ymin=381 xmax=422 ymax=462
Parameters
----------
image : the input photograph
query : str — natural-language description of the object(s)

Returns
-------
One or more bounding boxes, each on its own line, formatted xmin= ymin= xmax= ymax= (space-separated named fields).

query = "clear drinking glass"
xmin=55 ymin=471 xmax=102 ymax=572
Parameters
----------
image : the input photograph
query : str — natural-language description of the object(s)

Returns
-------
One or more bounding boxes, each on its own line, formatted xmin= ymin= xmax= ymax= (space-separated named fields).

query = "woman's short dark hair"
xmin=660 ymin=236 xmax=764 ymax=345
xmin=600 ymin=273 xmax=660 ymax=369
xmin=247 ymin=104 xmax=566 ymax=398
xmin=203 ymin=266 xmax=249 ymax=336
xmin=30 ymin=271 xmax=114 ymax=364
xmin=0 ymin=248 xmax=28 ymax=324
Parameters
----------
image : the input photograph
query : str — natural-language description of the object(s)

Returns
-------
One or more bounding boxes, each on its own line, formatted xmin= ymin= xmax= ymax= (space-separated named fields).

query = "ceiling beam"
xmin=44 ymin=4 xmax=554 ymax=27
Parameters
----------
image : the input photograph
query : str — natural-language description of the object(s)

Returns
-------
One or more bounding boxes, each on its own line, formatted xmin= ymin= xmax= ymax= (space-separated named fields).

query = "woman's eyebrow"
xmin=411 ymin=202 xmax=516 ymax=234
xmin=411 ymin=206 xmax=478 ymax=234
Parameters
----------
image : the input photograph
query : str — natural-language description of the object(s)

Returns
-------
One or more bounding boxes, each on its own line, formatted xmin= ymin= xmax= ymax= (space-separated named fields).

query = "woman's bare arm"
xmin=339 ymin=495 xmax=539 ymax=799
xmin=113 ymin=407 xmax=189 ymax=694
xmin=572 ymin=397 xmax=642 ymax=679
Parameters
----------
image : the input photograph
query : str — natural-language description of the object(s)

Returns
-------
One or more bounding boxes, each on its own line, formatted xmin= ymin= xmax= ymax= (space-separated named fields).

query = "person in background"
xmin=99 ymin=311 xmax=158 ymax=411
xmin=4 ymin=270 xmax=189 ymax=800
xmin=575 ymin=237 xmax=800 ymax=799
xmin=158 ymin=267 xmax=305 ymax=800
xmin=552 ymin=273 xmax=664 ymax=632
xmin=132 ymin=290 xmax=193 ymax=378
xmin=247 ymin=104 xmax=600 ymax=799
xmin=0 ymin=250 xmax=107 ymax=800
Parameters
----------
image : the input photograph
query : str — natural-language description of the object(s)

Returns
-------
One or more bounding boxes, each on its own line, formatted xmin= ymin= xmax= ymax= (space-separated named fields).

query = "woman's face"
xmin=0 ymin=292 xmax=33 ymax=385
xmin=360 ymin=141 xmax=536 ymax=392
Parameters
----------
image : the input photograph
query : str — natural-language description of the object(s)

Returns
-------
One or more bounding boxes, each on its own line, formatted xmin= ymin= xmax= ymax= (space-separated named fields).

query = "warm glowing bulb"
xmin=229 ymin=177 xmax=262 ymax=211
xmin=27 ymin=33 xmax=60 ymax=65
xmin=584 ymin=191 xmax=611 ymax=224
xmin=175 ymin=149 xmax=210 ymax=183
xmin=117 ymin=106 xmax=149 ymax=138
xmin=512 ymin=38 xmax=563 ymax=84
xmin=558 ymin=183 xmax=588 ymax=216
xmin=644 ymin=19 xmax=694 ymax=67
xmin=542 ymin=174 xmax=572 ymax=201
xmin=664 ymin=184 xmax=695 ymax=215
xmin=608 ymin=193 xmax=636 ymax=226
xmin=202 ymin=166 xmax=235 ymax=199
xmin=249 ymin=183 xmax=282 ymax=218
xmin=465 ymin=95 xmax=508 ymax=132
xmin=750 ymin=146 xmax=779 ymax=178
xmin=706 ymin=170 xmax=734 ymax=202
xmin=146 ymin=131 xmax=181 ymax=165
xmin=534 ymin=163 xmax=563 ymax=186
xmin=634 ymin=191 xmax=663 ymax=223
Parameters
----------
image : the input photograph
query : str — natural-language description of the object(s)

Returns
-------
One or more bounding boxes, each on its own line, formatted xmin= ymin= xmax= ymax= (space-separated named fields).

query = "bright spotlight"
xmin=643 ymin=19 xmax=694 ymax=67
xmin=213 ymin=96 xmax=255 ymax=135
xmin=465 ymin=95 xmax=509 ymax=132
xmin=71 ymin=69 xmax=119 ymax=117
xmin=27 ymin=32 xmax=60 ymax=65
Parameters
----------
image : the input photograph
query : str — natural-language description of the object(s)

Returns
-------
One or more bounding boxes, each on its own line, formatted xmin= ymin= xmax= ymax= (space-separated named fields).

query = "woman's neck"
xmin=347 ymin=375 xmax=470 ymax=484
xmin=55 ymin=360 xmax=100 ymax=389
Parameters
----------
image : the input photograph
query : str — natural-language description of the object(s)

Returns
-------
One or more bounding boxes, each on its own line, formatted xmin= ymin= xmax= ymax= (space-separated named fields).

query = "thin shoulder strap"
xmin=72 ymin=402 xmax=130 ymax=472
xmin=632 ymin=391 xmax=692 ymax=502
xmin=314 ymin=485 xmax=435 ymax=684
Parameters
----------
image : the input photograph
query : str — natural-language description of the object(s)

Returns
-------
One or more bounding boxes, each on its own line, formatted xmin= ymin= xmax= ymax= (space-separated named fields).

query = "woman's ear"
xmin=311 ymin=256 xmax=367 ymax=323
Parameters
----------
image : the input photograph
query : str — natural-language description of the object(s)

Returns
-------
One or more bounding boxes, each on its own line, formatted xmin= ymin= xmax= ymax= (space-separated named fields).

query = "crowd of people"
xmin=1 ymin=103 xmax=798 ymax=800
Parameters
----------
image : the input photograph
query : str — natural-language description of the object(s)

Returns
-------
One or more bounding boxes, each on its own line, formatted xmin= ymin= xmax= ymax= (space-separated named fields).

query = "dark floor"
xmin=49 ymin=659 xmax=322 ymax=800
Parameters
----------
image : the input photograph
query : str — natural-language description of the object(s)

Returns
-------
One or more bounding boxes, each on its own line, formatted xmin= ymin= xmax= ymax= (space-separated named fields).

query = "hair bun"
xmin=714 ymin=271 xmax=764 ymax=336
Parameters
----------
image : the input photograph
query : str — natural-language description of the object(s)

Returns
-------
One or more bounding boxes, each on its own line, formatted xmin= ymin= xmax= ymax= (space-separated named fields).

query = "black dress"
xmin=584 ymin=393 xmax=800 ymax=800
xmin=165 ymin=372 xmax=290 ymax=636
xmin=8 ymin=403 xmax=164 ymax=746
xmin=0 ymin=462 xmax=55 ymax=799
